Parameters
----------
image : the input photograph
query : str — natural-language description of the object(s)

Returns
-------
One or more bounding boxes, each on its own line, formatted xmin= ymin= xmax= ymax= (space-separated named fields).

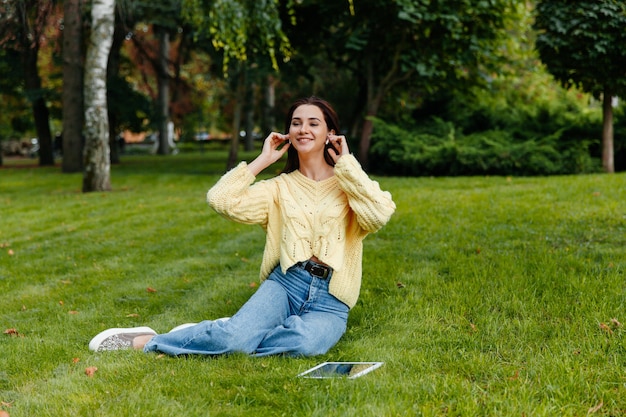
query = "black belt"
xmin=301 ymin=260 xmax=332 ymax=279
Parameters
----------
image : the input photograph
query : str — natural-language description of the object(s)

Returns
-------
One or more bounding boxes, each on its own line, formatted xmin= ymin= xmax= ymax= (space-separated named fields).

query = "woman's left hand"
xmin=327 ymin=134 xmax=350 ymax=163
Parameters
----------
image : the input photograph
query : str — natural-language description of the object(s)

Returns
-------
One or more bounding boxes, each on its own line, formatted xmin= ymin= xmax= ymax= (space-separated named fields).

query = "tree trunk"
xmin=12 ymin=1 xmax=54 ymax=166
xmin=358 ymin=101 xmax=381 ymax=170
xmin=602 ymin=88 xmax=615 ymax=173
xmin=83 ymin=0 xmax=115 ymax=192
xmin=22 ymin=45 xmax=54 ymax=166
xmin=156 ymin=26 xmax=170 ymax=155
xmin=262 ymin=75 xmax=276 ymax=133
xmin=358 ymin=59 xmax=384 ymax=170
xmin=244 ymin=80 xmax=255 ymax=152
xmin=62 ymin=0 xmax=85 ymax=173
xmin=227 ymin=70 xmax=246 ymax=170
xmin=356 ymin=46 xmax=412 ymax=170
xmin=108 ymin=14 xmax=127 ymax=165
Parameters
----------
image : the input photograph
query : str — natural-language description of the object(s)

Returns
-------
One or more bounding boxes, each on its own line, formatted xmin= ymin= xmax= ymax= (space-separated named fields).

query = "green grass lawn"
xmin=1 ymin=152 xmax=625 ymax=416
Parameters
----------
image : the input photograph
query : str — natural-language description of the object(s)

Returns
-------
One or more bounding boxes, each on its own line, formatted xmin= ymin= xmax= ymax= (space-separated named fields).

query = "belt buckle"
xmin=309 ymin=263 xmax=329 ymax=279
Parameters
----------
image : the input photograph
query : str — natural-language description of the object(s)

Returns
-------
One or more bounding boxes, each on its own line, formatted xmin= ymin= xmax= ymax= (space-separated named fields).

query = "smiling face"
xmin=281 ymin=97 xmax=341 ymax=173
xmin=288 ymin=104 xmax=334 ymax=157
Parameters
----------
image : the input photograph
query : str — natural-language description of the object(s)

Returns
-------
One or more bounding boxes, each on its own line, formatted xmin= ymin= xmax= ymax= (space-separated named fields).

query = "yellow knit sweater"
xmin=207 ymin=154 xmax=396 ymax=308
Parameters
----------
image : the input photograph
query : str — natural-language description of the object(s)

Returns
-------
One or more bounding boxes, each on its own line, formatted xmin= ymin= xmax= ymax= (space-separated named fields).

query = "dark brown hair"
xmin=281 ymin=96 xmax=341 ymax=174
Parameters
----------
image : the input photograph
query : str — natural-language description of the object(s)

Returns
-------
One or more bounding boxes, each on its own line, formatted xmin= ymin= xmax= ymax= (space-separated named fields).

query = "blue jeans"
xmin=144 ymin=263 xmax=350 ymax=357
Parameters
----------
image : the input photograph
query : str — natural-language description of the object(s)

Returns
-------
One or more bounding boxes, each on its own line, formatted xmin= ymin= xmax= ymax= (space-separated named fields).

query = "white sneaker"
xmin=168 ymin=317 xmax=230 ymax=333
xmin=89 ymin=326 xmax=157 ymax=351
xmin=168 ymin=323 xmax=197 ymax=333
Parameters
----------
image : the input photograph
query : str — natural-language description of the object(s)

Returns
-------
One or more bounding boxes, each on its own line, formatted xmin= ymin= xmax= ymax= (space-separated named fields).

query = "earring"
xmin=325 ymin=138 xmax=329 ymax=145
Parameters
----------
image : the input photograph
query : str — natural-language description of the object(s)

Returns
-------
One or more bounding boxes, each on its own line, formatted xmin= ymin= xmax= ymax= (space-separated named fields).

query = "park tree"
xmin=534 ymin=0 xmax=626 ymax=173
xmin=0 ymin=50 xmax=28 ymax=166
xmin=62 ymin=0 xmax=85 ymax=173
xmin=126 ymin=0 xmax=182 ymax=156
xmin=182 ymin=0 xmax=291 ymax=169
xmin=284 ymin=0 xmax=518 ymax=168
xmin=83 ymin=0 xmax=115 ymax=192
xmin=0 ymin=0 xmax=59 ymax=166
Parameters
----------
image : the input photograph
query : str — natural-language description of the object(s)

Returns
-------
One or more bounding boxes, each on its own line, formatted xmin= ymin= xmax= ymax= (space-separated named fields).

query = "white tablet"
xmin=297 ymin=361 xmax=384 ymax=379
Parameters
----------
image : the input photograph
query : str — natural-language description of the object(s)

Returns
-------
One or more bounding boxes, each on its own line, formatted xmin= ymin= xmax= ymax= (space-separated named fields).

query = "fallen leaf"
xmin=599 ymin=322 xmax=613 ymax=335
xmin=611 ymin=318 xmax=622 ymax=328
xmin=146 ymin=287 xmax=157 ymax=293
xmin=68 ymin=310 xmax=79 ymax=315
xmin=85 ymin=366 xmax=98 ymax=377
xmin=7 ymin=249 xmax=14 ymax=256
xmin=508 ymin=370 xmax=519 ymax=381
xmin=72 ymin=357 xmax=80 ymax=364
xmin=1 ymin=401 xmax=13 ymax=407
xmin=249 ymin=282 xmax=258 ymax=288
xmin=126 ymin=313 xmax=140 ymax=318
xmin=3 ymin=329 xmax=19 ymax=336
xmin=59 ymin=300 xmax=64 ymax=306
xmin=588 ymin=400 xmax=603 ymax=414
xmin=469 ymin=323 xmax=477 ymax=332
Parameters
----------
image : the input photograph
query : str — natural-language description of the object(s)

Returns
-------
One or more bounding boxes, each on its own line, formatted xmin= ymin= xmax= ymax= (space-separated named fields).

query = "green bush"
xmin=369 ymin=117 xmax=598 ymax=176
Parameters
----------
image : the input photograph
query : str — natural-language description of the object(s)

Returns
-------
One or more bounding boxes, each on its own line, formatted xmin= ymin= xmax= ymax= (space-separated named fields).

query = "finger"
xmin=270 ymin=133 xmax=287 ymax=146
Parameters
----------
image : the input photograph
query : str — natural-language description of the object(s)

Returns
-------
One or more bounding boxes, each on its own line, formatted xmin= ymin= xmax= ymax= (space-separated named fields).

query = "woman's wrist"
xmin=247 ymin=154 xmax=272 ymax=176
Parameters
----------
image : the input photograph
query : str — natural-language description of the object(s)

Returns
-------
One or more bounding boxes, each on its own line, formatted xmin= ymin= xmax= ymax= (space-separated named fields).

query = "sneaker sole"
xmin=89 ymin=326 xmax=157 ymax=351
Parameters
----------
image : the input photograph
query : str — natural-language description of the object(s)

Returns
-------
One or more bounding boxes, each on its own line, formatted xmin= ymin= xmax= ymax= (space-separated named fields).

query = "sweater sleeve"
xmin=333 ymin=154 xmax=396 ymax=233
xmin=206 ymin=162 xmax=272 ymax=227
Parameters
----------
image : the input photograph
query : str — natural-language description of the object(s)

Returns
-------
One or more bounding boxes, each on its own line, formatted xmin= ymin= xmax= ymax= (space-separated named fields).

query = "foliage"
xmin=534 ymin=0 xmax=626 ymax=97
xmin=1 ymin=154 xmax=626 ymax=415
xmin=0 ymin=51 xmax=33 ymax=138
xmin=0 ymin=0 xmax=61 ymax=165
xmin=534 ymin=0 xmax=626 ymax=173
xmin=107 ymin=74 xmax=153 ymax=134
xmin=369 ymin=117 xmax=598 ymax=176
xmin=370 ymin=2 xmax=615 ymax=177
xmin=283 ymin=0 xmax=521 ymax=165
xmin=182 ymin=0 xmax=291 ymax=73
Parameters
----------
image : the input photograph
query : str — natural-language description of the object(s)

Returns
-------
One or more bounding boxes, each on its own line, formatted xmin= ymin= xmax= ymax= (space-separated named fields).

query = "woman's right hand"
xmin=247 ymin=132 xmax=290 ymax=176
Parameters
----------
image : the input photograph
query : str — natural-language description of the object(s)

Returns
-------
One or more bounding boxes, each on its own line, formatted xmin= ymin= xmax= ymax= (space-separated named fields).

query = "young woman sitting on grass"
xmin=89 ymin=96 xmax=396 ymax=356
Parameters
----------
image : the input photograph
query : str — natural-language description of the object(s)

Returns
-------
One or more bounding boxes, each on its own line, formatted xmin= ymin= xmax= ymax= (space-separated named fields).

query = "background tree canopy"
xmin=534 ymin=0 xmax=626 ymax=173
xmin=0 ymin=0 xmax=624 ymax=175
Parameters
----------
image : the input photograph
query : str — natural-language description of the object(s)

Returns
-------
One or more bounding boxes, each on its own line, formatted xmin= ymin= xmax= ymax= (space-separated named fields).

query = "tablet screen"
xmin=298 ymin=362 xmax=384 ymax=379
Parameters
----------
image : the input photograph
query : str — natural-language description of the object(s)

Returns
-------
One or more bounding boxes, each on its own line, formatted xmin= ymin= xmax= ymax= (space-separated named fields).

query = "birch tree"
xmin=83 ymin=0 xmax=115 ymax=192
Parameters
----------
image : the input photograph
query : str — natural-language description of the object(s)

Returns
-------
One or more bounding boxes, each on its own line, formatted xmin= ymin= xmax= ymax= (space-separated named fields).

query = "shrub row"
xmin=369 ymin=117 xmax=599 ymax=176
